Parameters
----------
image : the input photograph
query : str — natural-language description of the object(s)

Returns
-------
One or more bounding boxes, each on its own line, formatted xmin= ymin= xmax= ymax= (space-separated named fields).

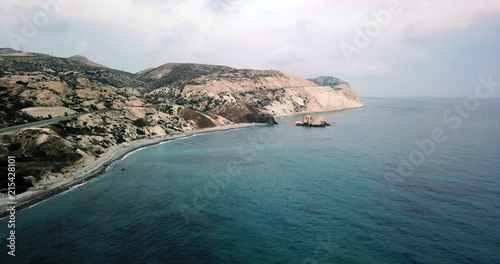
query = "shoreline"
xmin=273 ymin=105 xmax=365 ymax=118
xmin=0 ymin=123 xmax=264 ymax=218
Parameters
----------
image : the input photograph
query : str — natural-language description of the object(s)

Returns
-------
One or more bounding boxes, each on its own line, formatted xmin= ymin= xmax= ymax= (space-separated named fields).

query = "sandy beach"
xmin=0 ymin=123 xmax=264 ymax=218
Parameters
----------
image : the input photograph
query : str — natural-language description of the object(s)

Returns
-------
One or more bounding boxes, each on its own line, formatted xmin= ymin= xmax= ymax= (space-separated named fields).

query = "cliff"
xmin=0 ymin=49 xmax=363 ymax=195
xmin=138 ymin=63 xmax=363 ymax=117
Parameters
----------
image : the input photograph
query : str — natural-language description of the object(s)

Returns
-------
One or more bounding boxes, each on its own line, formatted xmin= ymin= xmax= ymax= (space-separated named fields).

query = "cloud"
xmin=1 ymin=0 xmax=500 ymax=96
xmin=266 ymin=44 xmax=308 ymax=66
xmin=399 ymin=1 xmax=500 ymax=35
xmin=331 ymin=61 xmax=393 ymax=76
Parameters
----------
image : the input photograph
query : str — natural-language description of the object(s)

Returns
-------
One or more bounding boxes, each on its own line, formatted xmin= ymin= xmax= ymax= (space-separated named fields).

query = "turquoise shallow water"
xmin=1 ymin=98 xmax=500 ymax=263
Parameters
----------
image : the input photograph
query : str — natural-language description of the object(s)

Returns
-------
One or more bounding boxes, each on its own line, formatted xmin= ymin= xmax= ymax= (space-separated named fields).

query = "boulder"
xmin=312 ymin=116 xmax=330 ymax=127
xmin=302 ymin=115 xmax=313 ymax=125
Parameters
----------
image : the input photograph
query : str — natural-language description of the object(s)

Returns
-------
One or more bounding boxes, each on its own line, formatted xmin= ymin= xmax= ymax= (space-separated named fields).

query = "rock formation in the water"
xmin=0 ymin=48 xmax=361 ymax=193
xmin=296 ymin=115 xmax=330 ymax=127
xmin=300 ymin=115 xmax=314 ymax=125
xmin=312 ymin=117 xmax=329 ymax=127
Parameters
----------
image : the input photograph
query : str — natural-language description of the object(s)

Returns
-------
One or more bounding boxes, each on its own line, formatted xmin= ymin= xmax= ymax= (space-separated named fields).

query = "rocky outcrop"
xmin=308 ymin=76 xmax=361 ymax=100
xmin=312 ymin=117 xmax=329 ymax=127
xmin=178 ymin=107 xmax=217 ymax=129
xmin=215 ymin=103 xmax=277 ymax=125
xmin=296 ymin=115 xmax=330 ymax=127
xmin=0 ymin=128 xmax=86 ymax=193
xmin=139 ymin=63 xmax=363 ymax=117
xmin=68 ymin=55 xmax=109 ymax=69
xmin=303 ymin=115 xmax=314 ymax=125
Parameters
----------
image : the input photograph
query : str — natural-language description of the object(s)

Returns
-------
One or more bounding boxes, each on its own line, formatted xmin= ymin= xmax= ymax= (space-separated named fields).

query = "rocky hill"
xmin=0 ymin=48 xmax=20 ymax=55
xmin=138 ymin=63 xmax=363 ymax=117
xmin=0 ymin=49 xmax=363 ymax=194
xmin=68 ymin=55 xmax=109 ymax=69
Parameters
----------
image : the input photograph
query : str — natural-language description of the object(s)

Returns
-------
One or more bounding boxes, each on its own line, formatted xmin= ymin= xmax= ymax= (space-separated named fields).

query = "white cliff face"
xmin=153 ymin=68 xmax=364 ymax=117
xmin=262 ymin=86 xmax=363 ymax=116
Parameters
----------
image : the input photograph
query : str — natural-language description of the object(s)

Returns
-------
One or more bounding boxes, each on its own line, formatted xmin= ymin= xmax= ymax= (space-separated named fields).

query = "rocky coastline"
xmin=0 ymin=48 xmax=363 ymax=216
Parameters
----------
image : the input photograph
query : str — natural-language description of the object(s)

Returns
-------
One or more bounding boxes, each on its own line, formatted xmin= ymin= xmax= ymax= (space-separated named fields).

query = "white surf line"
xmin=26 ymin=175 xmax=105 ymax=211
xmin=104 ymin=125 xmax=258 ymax=172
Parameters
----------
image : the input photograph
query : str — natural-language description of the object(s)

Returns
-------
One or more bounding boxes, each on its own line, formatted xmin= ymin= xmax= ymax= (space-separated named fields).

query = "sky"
xmin=1 ymin=0 xmax=500 ymax=97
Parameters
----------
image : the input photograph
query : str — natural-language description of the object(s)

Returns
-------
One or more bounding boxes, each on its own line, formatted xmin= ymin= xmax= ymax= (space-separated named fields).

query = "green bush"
xmin=132 ymin=118 xmax=148 ymax=127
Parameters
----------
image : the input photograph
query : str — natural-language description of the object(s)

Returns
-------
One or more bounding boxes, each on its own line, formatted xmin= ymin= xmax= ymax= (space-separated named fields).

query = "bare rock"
xmin=312 ymin=117 xmax=330 ymax=127
xmin=302 ymin=115 xmax=313 ymax=125
xmin=296 ymin=115 xmax=330 ymax=127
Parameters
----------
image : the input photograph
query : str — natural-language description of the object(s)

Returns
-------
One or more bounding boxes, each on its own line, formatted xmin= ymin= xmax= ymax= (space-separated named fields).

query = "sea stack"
xmin=296 ymin=115 xmax=330 ymax=127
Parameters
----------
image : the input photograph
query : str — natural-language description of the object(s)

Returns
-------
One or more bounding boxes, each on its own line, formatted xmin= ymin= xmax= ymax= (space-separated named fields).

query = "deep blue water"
xmin=1 ymin=98 xmax=500 ymax=264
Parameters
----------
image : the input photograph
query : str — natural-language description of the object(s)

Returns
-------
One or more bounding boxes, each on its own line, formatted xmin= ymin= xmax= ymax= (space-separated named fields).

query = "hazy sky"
xmin=1 ymin=0 xmax=500 ymax=97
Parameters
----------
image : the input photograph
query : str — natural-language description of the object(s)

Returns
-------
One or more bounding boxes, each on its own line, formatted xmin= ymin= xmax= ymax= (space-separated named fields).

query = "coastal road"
xmin=0 ymin=109 xmax=118 ymax=134
xmin=0 ymin=113 xmax=85 ymax=134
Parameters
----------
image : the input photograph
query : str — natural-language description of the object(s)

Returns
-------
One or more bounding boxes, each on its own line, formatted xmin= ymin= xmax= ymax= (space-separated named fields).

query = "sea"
xmin=1 ymin=98 xmax=499 ymax=264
